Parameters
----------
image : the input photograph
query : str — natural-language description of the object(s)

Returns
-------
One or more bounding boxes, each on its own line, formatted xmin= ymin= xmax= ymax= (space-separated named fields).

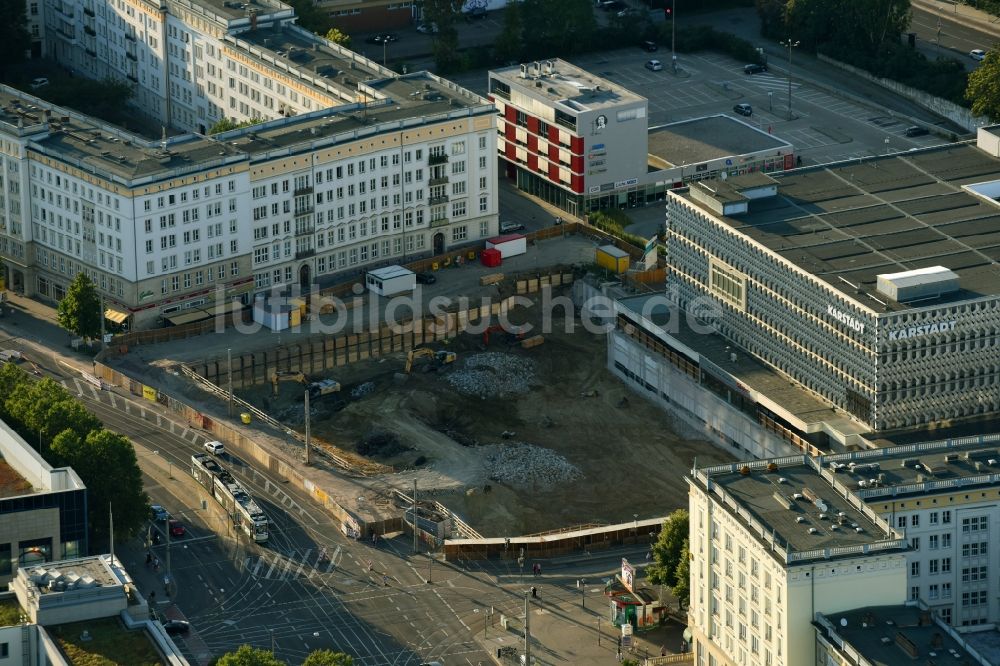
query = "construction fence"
xmin=187 ymin=269 xmax=575 ymax=388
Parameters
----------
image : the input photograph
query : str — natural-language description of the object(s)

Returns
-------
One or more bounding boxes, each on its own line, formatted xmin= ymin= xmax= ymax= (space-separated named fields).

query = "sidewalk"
xmin=913 ymin=0 xmax=1000 ymax=33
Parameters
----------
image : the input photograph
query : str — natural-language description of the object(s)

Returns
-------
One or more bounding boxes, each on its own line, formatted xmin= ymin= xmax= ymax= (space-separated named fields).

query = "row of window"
xmin=159 ymin=262 xmax=239 ymax=295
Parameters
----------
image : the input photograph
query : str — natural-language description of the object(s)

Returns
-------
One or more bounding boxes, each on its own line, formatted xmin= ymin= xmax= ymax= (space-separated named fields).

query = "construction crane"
xmin=269 ymin=370 xmax=306 ymax=396
xmin=404 ymin=348 xmax=457 ymax=374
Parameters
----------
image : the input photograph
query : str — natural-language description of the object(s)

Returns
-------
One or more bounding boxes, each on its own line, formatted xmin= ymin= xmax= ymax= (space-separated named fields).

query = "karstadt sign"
xmin=887 ymin=320 xmax=957 ymax=341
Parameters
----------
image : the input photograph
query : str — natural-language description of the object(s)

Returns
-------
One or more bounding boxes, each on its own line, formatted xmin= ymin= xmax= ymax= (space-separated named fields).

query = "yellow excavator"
xmin=268 ymin=370 xmax=342 ymax=397
xmin=404 ymin=348 xmax=457 ymax=374
xmin=269 ymin=370 xmax=306 ymax=396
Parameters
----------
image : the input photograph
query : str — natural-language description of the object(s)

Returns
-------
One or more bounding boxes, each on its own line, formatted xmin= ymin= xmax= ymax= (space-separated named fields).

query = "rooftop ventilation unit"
xmin=876 ymin=266 xmax=959 ymax=303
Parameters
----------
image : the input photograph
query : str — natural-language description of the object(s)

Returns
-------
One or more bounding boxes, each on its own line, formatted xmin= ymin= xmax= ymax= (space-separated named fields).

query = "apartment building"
xmin=688 ymin=457 xmax=907 ymax=666
xmin=3 ymin=0 xmax=497 ymax=328
xmin=689 ymin=435 xmax=1000 ymax=666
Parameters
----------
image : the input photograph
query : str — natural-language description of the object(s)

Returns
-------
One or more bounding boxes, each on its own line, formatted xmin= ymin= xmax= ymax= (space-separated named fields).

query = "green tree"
xmin=216 ymin=645 xmax=285 ymax=666
xmin=281 ymin=0 xmax=331 ymax=34
xmin=0 ymin=363 xmax=30 ymax=421
xmin=57 ymin=273 xmax=102 ymax=340
xmin=0 ymin=0 xmax=31 ymax=78
xmin=3 ymin=378 xmax=98 ymax=453
xmin=324 ymin=27 xmax=351 ymax=47
xmin=494 ymin=0 xmax=524 ymax=64
xmin=520 ymin=0 xmax=596 ymax=60
xmin=208 ymin=117 xmax=265 ymax=135
xmin=52 ymin=429 xmax=148 ymax=547
xmin=646 ymin=509 xmax=689 ymax=586
xmin=784 ymin=0 xmax=907 ymax=55
xmin=967 ymin=48 xmax=1000 ymax=121
xmin=672 ymin=539 xmax=691 ymax=608
xmin=302 ymin=650 xmax=354 ymax=666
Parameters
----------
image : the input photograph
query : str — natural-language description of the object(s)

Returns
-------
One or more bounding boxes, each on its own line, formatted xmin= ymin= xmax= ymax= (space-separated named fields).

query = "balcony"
xmin=428 ymin=176 xmax=448 ymax=186
xmin=428 ymin=153 xmax=448 ymax=166
xmin=124 ymin=32 xmax=136 ymax=42
xmin=429 ymin=218 xmax=449 ymax=228
xmin=56 ymin=26 xmax=76 ymax=41
xmin=126 ymin=51 xmax=137 ymax=61
xmin=57 ymin=5 xmax=74 ymax=17
xmin=293 ymin=206 xmax=313 ymax=217
xmin=294 ymin=223 xmax=315 ymax=236
xmin=85 ymin=47 xmax=96 ymax=57
xmin=428 ymin=195 xmax=449 ymax=206
xmin=295 ymin=248 xmax=316 ymax=260
xmin=83 ymin=6 xmax=94 ymax=15
xmin=294 ymin=186 xmax=313 ymax=196
xmin=84 ymin=25 xmax=95 ymax=36
xmin=126 ymin=74 xmax=138 ymax=83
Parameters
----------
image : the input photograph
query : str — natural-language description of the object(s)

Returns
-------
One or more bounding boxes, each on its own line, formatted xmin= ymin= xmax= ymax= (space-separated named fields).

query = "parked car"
xmin=596 ymin=0 xmax=617 ymax=8
xmin=970 ymin=49 xmax=986 ymax=61
xmin=203 ymin=440 xmax=224 ymax=455
xmin=641 ymin=40 xmax=658 ymax=52
xmin=416 ymin=22 xmax=438 ymax=34
xmin=500 ymin=221 xmax=526 ymax=233
xmin=465 ymin=6 xmax=487 ymax=19
xmin=732 ymin=103 xmax=753 ymax=117
xmin=744 ymin=63 xmax=767 ymax=74
xmin=162 ymin=620 xmax=190 ymax=635
xmin=601 ymin=1 xmax=624 ymax=11
xmin=168 ymin=519 xmax=186 ymax=537
xmin=904 ymin=126 xmax=929 ymax=137
xmin=29 ymin=78 xmax=49 ymax=90
xmin=415 ymin=272 xmax=437 ymax=285
xmin=366 ymin=33 xmax=398 ymax=44
xmin=150 ymin=505 xmax=169 ymax=522
xmin=645 ymin=59 xmax=663 ymax=72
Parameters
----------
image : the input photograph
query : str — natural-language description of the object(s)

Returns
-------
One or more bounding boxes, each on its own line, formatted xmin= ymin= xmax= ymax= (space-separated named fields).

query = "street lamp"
xmin=779 ymin=39 xmax=800 ymax=121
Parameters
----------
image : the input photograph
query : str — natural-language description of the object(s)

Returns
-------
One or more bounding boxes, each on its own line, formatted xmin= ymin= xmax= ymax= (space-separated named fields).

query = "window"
xmin=942 ymin=511 xmax=951 ymax=524
xmin=930 ymin=512 xmax=939 ymax=525
xmin=709 ymin=258 xmax=747 ymax=310
xmin=911 ymin=561 xmax=920 ymax=577
xmin=929 ymin=534 xmax=938 ymax=549
xmin=451 ymin=225 xmax=467 ymax=242
xmin=929 ymin=559 xmax=938 ymax=574
xmin=910 ymin=537 xmax=920 ymax=550
xmin=911 ymin=515 xmax=919 ymax=528
xmin=942 ymin=533 xmax=951 ymax=548
xmin=941 ymin=558 xmax=951 ymax=573
xmin=929 ymin=584 xmax=939 ymax=600
xmin=910 ymin=586 xmax=919 ymax=601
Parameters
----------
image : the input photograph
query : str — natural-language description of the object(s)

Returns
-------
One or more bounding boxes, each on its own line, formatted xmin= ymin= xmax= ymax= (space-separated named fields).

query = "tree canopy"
xmin=57 ymin=273 xmax=102 ymax=340
xmin=520 ymin=0 xmax=596 ymax=60
xmin=208 ymin=117 xmax=265 ymax=135
xmin=215 ymin=645 xmax=285 ymax=666
xmin=324 ymin=28 xmax=350 ymax=47
xmin=647 ymin=509 xmax=688 ymax=586
xmin=0 ymin=0 xmax=31 ymax=77
xmin=302 ymin=649 xmax=354 ymax=666
xmin=782 ymin=0 xmax=909 ymax=55
xmin=967 ymin=48 xmax=1000 ymax=122
xmin=0 ymin=364 xmax=148 ymax=548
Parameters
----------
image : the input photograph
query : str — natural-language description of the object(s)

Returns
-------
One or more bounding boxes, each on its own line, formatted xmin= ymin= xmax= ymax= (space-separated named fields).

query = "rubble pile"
xmin=350 ymin=382 xmax=376 ymax=399
xmin=485 ymin=443 xmax=583 ymax=488
xmin=445 ymin=352 xmax=536 ymax=399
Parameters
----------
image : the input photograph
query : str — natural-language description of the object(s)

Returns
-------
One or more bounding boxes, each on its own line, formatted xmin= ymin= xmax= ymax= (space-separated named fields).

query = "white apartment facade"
xmin=687 ymin=460 xmax=908 ymax=666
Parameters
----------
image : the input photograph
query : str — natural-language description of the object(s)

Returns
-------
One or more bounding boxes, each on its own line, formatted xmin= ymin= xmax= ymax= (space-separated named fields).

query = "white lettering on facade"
xmin=887 ymin=320 xmax=957 ymax=341
xmin=827 ymin=304 xmax=865 ymax=334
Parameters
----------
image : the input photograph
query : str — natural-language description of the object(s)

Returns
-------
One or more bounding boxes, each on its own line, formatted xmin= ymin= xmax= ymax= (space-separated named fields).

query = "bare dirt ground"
xmin=235 ymin=302 xmax=734 ymax=536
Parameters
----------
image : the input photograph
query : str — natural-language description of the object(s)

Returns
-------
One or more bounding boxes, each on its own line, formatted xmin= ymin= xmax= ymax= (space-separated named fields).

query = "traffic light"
xmin=665 ymin=7 xmax=672 ymax=16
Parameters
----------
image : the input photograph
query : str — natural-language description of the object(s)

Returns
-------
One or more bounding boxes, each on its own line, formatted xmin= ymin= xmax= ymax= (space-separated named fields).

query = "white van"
xmin=204 ymin=441 xmax=225 ymax=455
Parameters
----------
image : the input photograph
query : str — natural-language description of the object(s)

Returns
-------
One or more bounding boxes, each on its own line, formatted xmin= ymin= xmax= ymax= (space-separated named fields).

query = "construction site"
xmin=101 ymin=263 xmax=734 ymax=540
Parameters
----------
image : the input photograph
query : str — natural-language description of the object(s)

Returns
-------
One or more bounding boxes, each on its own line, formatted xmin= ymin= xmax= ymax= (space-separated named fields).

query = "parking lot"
xmin=442 ymin=47 xmax=946 ymax=166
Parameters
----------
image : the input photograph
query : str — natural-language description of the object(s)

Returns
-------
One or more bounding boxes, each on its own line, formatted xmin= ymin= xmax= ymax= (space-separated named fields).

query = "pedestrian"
xmin=153 ymin=558 xmax=160 ymax=572
xmin=537 ymin=564 xmax=541 ymax=576
xmin=383 ymin=574 xmax=388 ymax=586
xmin=149 ymin=591 xmax=156 ymax=604
xmin=368 ymin=560 xmax=373 ymax=572
xmin=530 ymin=586 xmax=537 ymax=598
xmin=616 ymin=647 xmax=622 ymax=662
xmin=146 ymin=552 xmax=152 ymax=566
xmin=680 ymin=640 xmax=688 ymax=654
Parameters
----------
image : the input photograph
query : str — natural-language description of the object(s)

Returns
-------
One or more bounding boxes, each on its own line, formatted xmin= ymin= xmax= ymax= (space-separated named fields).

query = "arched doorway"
xmin=433 ymin=232 xmax=445 ymax=255
xmin=299 ymin=263 xmax=311 ymax=292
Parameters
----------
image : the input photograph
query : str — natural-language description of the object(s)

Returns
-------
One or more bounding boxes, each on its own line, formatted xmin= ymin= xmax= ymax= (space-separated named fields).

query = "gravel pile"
xmin=445 ymin=352 xmax=536 ymax=398
xmin=351 ymin=382 xmax=376 ymax=399
xmin=485 ymin=442 xmax=583 ymax=488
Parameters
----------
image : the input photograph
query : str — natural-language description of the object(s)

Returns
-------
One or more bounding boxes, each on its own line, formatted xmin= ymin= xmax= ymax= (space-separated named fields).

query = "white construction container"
xmin=366 ymin=265 xmax=416 ymax=296
xmin=486 ymin=233 xmax=527 ymax=259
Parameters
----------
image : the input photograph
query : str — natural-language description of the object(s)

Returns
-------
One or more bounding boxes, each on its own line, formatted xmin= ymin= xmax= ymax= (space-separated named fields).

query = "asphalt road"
xmin=910 ymin=0 xmax=1000 ymax=57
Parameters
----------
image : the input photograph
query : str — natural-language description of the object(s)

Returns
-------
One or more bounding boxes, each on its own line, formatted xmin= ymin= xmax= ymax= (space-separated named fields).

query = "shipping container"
xmin=486 ymin=234 xmax=527 ymax=259
xmin=366 ymin=265 xmax=416 ymax=296
xmin=596 ymin=245 xmax=630 ymax=274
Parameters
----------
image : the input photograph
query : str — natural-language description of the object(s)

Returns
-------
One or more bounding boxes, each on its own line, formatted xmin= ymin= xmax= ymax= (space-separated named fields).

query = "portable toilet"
xmin=596 ymin=245 xmax=630 ymax=274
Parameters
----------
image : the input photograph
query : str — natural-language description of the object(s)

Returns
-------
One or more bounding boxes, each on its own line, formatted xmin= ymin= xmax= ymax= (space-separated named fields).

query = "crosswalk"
xmin=244 ymin=547 xmax=343 ymax=581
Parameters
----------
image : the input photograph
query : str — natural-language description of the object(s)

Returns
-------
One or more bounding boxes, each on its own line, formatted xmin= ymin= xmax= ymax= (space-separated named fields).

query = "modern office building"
xmin=488 ymin=60 xmax=792 ymax=216
xmin=3 ymin=0 xmax=497 ymax=329
xmin=689 ymin=435 xmax=1000 ymax=665
xmin=0 ymin=418 xmax=87 ymax=589
xmin=687 ymin=456 xmax=907 ymax=666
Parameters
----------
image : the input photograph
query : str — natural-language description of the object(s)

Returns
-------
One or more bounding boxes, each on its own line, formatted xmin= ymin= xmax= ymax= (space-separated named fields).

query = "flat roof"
xmin=168 ymin=0 xmax=287 ymax=21
xmin=617 ymin=293 xmax=862 ymax=438
xmin=0 ymin=88 xmax=245 ymax=183
xmin=675 ymin=143 xmax=1000 ymax=312
xmin=701 ymin=461 xmax=891 ymax=556
xmin=649 ymin=115 xmax=791 ymax=167
xmin=490 ymin=59 xmax=646 ymax=112
xmin=821 ymin=605 xmax=984 ymax=666
xmin=21 ymin=555 xmax=121 ymax=592
xmin=368 ymin=265 xmax=413 ymax=280
xmin=824 ymin=439 xmax=1000 ymax=499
